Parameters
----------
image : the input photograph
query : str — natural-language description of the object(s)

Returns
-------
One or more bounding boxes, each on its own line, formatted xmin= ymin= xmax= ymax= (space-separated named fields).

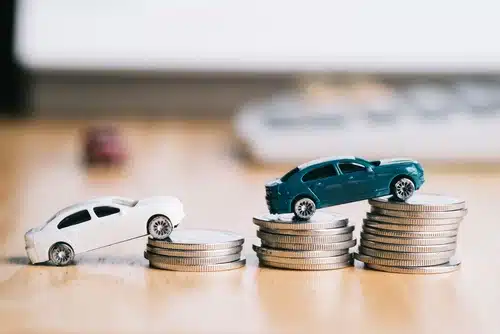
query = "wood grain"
xmin=0 ymin=120 xmax=498 ymax=334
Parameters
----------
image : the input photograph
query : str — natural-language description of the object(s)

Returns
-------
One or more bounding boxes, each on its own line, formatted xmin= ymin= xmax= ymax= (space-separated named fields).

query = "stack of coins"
xmin=144 ymin=229 xmax=246 ymax=272
xmin=354 ymin=193 xmax=467 ymax=274
xmin=252 ymin=212 xmax=356 ymax=270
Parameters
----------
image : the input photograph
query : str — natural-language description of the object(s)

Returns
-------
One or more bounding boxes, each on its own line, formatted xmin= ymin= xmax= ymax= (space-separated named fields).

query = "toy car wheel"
xmin=293 ymin=197 xmax=316 ymax=220
xmin=49 ymin=243 xmax=74 ymax=266
xmin=148 ymin=215 xmax=173 ymax=240
xmin=391 ymin=177 xmax=415 ymax=201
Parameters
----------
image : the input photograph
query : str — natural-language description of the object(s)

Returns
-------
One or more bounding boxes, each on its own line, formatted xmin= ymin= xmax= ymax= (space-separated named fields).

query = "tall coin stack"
xmin=253 ymin=212 xmax=356 ymax=270
xmin=144 ymin=229 xmax=246 ymax=272
xmin=354 ymin=193 xmax=466 ymax=274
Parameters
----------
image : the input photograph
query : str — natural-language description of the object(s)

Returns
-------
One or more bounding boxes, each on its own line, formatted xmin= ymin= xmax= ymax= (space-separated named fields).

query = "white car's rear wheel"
xmin=148 ymin=215 xmax=173 ymax=240
xmin=49 ymin=243 xmax=74 ymax=266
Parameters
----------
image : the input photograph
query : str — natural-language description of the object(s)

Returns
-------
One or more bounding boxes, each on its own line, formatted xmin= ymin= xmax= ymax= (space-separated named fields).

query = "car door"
xmin=302 ymin=163 xmax=341 ymax=206
xmin=56 ymin=209 xmax=97 ymax=253
xmin=337 ymin=161 xmax=376 ymax=200
xmin=92 ymin=205 xmax=130 ymax=247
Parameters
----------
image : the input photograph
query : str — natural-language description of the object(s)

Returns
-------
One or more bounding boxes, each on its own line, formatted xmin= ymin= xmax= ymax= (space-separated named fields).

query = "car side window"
xmin=57 ymin=210 xmax=92 ymax=229
xmin=302 ymin=164 xmax=338 ymax=182
xmin=338 ymin=162 xmax=367 ymax=174
xmin=94 ymin=206 xmax=120 ymax=218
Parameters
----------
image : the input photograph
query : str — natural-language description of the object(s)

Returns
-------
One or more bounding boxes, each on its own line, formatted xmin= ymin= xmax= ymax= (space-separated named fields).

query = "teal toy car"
xmin=265 ymin=156 xmax=424 ymax=220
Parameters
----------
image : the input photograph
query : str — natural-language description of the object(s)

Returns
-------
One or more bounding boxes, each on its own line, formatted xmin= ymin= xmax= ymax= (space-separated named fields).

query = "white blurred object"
xmin=233 ymin=80 xmax=500 ymax=164
xmin=14 ymin=0 xmax=500 ymax=72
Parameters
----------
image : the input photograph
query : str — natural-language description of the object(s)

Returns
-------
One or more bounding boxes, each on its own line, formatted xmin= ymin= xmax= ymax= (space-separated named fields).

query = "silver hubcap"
xmin=150 ymin=216 xmax=172 ymax=238
xmin=394 ymin=178 xmax=415 ymax=200
xmin=51 ymin=244 xmax=72 ymax=265
xmin=294 ymin=198 xmax=316 ymax=219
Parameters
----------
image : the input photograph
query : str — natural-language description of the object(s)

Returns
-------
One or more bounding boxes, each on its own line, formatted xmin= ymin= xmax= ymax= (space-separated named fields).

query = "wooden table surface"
xmin=0 ymin=120 xmax=499 ymax=334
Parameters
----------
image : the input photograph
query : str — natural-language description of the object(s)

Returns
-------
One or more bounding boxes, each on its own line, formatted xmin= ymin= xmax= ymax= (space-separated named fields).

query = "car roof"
xmin=297 ymin=156 xmax=357 ymax=169
xmin=54 ymin=196 xmax=132 ymax=217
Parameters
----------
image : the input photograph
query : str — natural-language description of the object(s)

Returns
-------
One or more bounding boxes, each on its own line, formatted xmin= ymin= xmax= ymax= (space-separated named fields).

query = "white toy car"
xmin=24 ymin=196 xmax=185 ymax=266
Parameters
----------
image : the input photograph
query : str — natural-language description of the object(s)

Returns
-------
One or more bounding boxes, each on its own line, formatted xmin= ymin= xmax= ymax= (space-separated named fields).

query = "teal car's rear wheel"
xmin=293 ymin=197 xmax=316 ymax=220
xmin=391 ymin=177 xmax=415 ymax=201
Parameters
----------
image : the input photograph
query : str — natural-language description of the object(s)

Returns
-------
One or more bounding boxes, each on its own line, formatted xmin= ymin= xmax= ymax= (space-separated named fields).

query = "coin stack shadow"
xmin=253 ymin=212 xmax=357 ymax=270
xmin=354 ymin=193 xmax=467 ymax=274
xmin=144 ymin=229 xmax=246 ymax=272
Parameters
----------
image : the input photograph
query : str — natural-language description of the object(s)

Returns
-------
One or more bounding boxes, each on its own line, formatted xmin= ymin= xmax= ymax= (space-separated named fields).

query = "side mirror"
xmin=366 ymin=167 xmax=374 ymax=173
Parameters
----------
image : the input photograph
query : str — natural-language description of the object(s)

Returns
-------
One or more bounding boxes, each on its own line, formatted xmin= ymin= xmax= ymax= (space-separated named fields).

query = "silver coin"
xmin=362 ymin=225 xmax=458 ymax=238
xmin=360 ymin=232 xmax=456 ymax=246
xmin=257 ymin=253 xmax=352 ymax=265
xmin=365 ymin=258 xmax=461 ymax=274
xmin=257 ymin=230 xmax=353 ymax=244
xmin=145 ymin=252 xmax=241 ymax=265
xmin=366 ymin=213 xmax=463 ymax=225
xmin=259 ymin=225 xmax=354 ymax=236
xmin=253 ymin=212 xmax=348 ymax=230
xmin=146 ymin=245 xmax=243 ymax=257
xmin=148 ymin=229 xmax=244 ymax=250
xmin=360 ymin=239 xmax=456 ymax=253
xmin=259 ymin=259 xmax=352 ymax=271
xmin=354 ymin=253 xmax=449 ymax=267
xmin=370 ymin=207 xmax=467 ymax=219
xmin=149 ymin=258 xmax=246 ymax=271
xmin=262 ymin=239 xmax=356 ymax=251
xmin=369 ymin=194 xmax=466 ymax=212
xmin=363 ymin=219 xmax=460 ymax=232
xmin=358 ymin=246 xmax=455 ymax=260
xmin=252 ymin=244 xmax=348 ymax=258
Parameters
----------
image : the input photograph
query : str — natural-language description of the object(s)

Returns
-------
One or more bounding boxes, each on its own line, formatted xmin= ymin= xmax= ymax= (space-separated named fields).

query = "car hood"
xmin=265 ymin=178 xmax=282 ymax=187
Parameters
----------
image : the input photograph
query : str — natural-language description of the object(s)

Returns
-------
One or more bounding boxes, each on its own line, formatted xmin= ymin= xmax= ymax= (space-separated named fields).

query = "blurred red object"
xmin=84 ymin=125 xmax=126 ymax=165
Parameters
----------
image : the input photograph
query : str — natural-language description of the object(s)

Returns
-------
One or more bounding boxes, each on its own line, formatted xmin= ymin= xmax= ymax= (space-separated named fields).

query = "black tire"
xmin=147 ymin=214 xmax=174 ymax=240
xmin=292 ymin=196 xmax=317 ymax=220
xmin=48 ymin=242 xmax=75 ymax=266
xmin=390 ymin=176 xmax=415 ymax=201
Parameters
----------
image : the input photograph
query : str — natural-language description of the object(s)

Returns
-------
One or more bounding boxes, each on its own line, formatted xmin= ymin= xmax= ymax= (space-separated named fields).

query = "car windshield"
xmin=112 ymin=198 xmax=138 ymax=207
xmin=281 ymin=167 xmax=299 ymax=182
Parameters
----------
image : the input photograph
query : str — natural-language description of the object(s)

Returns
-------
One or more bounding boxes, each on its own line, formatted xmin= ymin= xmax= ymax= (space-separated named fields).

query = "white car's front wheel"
xmin=148 ymin=215 xmax=173 ymax=240
xmin=49 ymin=242 xmax=74 ymax=266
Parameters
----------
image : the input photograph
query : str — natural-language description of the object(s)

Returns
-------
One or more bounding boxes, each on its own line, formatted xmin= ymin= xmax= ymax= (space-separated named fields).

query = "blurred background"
xmin=1 ymin=3 xmax=499 ymax=332
xmin=3 ymin=0 xmax=500 ymax=165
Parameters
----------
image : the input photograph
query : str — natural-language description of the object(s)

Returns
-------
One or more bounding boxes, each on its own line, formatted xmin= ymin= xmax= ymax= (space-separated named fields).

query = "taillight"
xmin=24 ymin=231 xmax=35 ymax=247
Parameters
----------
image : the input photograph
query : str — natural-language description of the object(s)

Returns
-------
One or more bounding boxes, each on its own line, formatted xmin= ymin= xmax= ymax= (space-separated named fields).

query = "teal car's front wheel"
xmin=293 ymin=197 xmax=316 ymax=220
xmin=391 ymin=177 xmax=415 ymax=201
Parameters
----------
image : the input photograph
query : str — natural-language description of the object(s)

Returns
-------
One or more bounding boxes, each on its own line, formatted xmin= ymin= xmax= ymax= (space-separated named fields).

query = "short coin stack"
xmin=253 ymin=212 xmax=356 ymax=270
xmin=144 ymin=229 xmax=246 ymax=272
xmin=354 ymin=193 xmax=466 ymax=274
